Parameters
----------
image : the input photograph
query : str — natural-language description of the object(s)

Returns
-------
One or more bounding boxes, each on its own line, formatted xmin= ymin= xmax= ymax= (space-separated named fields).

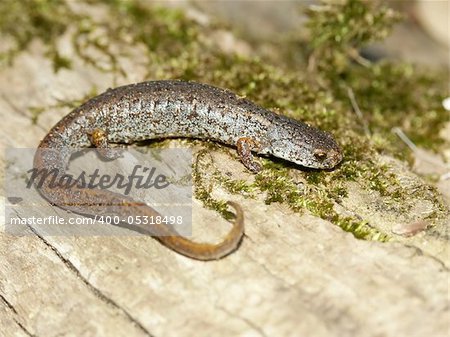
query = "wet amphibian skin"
xmin=34 ymin=80 xmax=342 ymax=260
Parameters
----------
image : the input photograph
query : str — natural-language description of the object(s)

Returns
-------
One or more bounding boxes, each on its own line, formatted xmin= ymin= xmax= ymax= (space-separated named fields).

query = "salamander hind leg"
xmin=88 ymin=128 xmax=123 ymax=160
xmin=236 ymin=137 xmax=262 ymax=173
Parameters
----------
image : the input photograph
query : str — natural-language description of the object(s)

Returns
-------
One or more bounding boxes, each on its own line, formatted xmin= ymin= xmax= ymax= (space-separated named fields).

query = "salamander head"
xmin=264 ymin=119 xmax=343 ymax=169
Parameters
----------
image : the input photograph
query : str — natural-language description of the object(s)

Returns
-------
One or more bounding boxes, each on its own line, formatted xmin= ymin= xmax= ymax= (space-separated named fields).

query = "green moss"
xmin=306 ymin=0 xmax=402 ymax=72
xmin=215 ymin=174 xmax=255 ymax=197
xmin=304 ymin=0 xmax=448 ymax=154
xmin=4 ymin=0 xmax=447 ymax=240
xmin=0 ymin=0 xmax=77 ymax=69
xmin=48 ymin=49 xmax=72 ymax=72
xmin=252 ymin=163 xmax=391 ymax=240
xmin=192 ymin=149 xmax=236 ymax=221
xmin=192 ymin=146 xmax=391 ymax=240
xmin=105 ymin=0 xmax=198 ymax=56
xmin=333 ymin=62 xmax=449 ymax=153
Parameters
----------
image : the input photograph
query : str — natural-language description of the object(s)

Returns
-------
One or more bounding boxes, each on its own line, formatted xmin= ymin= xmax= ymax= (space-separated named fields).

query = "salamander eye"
xmin=313 ymin=149 xmax=327 ymax=160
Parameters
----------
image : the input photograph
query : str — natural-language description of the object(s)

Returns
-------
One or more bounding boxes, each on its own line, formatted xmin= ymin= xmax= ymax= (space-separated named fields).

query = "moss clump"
xmin=304 ymin=0 xmax=448 ymax=154
xmin=306 ymin=0 xmax=402 ymax=72
xmin=3 ymin=0 xmax=447 ymax=240
xmin=332 ymin=62 xmax=449 ymax=153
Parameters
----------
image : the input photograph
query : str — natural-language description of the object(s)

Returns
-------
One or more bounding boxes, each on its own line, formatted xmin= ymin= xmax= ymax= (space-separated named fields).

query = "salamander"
xmin=33 ymin=80 xmax=343 ymax=260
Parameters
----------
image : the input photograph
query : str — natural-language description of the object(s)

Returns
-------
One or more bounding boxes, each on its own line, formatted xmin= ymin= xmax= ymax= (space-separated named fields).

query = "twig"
xmin=391 ymin=127 xmax=418 ymax=153
xmin=347 ymin=48 xmax=372 ymax=68
xmin=347 ymin=87 xmax=371 ymax=137
xmin=392 ymin=127 xmax=450 ymax=181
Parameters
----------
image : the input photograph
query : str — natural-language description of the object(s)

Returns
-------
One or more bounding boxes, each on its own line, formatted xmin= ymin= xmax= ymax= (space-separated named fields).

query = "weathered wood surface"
xmin=1 ymin=4 xmax=449 ymax=337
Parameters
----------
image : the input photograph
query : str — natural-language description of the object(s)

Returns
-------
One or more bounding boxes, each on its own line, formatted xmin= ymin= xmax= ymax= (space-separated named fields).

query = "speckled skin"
xmin=34 ymin=80 xmax=342 ymax=260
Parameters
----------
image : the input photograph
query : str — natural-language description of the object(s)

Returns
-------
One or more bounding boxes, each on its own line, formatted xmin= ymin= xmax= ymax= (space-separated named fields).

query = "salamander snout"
xmin=264 ymin=115 xmax=343 ymax=170
xmin=313 ymin=147 xmax=343 ymax=169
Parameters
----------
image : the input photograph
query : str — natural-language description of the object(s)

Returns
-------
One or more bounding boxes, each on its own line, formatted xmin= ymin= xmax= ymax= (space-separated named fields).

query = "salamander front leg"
xmin=88 ymin=128 xmax=123 ymax=160
xmin=236 ymin=137 xmax=262 ymax=173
